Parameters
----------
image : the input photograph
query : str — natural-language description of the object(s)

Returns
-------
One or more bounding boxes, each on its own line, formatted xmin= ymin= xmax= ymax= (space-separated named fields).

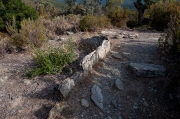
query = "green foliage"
xmin=26 ymin=40 xmax=74 ymax=78
xmin=108 ymin=6 xmax=130 ymax=27
xmin=149 ymin=1 xmax=179 ymax=31
xmin=105 ymin=0 xmax=123 ymax=13
xmin=79 ymin=15 xmax=111 ymax=31
xmin=8 ymin=18 xmax=47 ymax=49
xmin=0 ymin=0 xmax=38 ymax=31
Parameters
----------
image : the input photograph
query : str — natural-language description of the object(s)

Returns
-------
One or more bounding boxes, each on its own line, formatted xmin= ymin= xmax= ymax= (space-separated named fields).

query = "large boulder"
xmin=129 ymin=62 xmax=166 ymax=77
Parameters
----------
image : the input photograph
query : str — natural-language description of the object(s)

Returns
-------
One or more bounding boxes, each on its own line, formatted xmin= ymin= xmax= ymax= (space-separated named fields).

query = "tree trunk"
xmin=134 ymin=0 xmax=145 ymax=25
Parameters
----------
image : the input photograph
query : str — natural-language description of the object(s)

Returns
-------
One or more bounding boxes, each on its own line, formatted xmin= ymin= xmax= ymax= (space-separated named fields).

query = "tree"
xmin=105 ymin=0 xmax=123 ymax=13
xmin=134 ymin=0 xmax=176 ymax=24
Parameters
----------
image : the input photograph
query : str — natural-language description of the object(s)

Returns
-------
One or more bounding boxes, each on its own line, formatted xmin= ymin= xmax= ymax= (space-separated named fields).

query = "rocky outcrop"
xmin=129 ymin=62 xmax=166 ymax=77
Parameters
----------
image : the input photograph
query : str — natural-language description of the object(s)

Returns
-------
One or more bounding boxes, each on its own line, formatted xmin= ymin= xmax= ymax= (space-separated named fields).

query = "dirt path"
xmin=0 ymin=29 xmax=171 ymax=119
xmin=59 ymin=29 xmax=170 ymax=119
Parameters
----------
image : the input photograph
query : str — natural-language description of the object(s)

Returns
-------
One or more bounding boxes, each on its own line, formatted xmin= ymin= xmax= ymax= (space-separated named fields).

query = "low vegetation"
xmin=26 ymin=40 xmax=74 ymax=78
xmin=149 ymin=1 xmax=180 ymax=31
xmin=6 ymin=17 xmax=47 ymax=50
xmin=79 ymin=15 xmax=111 ymax=32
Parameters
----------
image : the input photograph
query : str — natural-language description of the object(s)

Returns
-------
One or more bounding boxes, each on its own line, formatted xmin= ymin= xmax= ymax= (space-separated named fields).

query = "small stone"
xmin=143 ymin=100 xmax=149 ymax=107
xmin=112 ymin=100 xmax=118 ymax=108
xmin=99 ymin=111 xmax=104 ymax=117
xmin=169 ymin=94 xmax=173 ymax=100
xmin=106 ymin=116 xmax=112 ymax=119
xmin=115 ymin=79 xmax=124 ymax=91
xmin=81 ymin=99 xmax=89 ymax=107
xmin=66 ymin=31 xmax=74 ymax=35
xmin=0 ymin=76 xmax=8 ymax=82
xmin=106 ymin=110 xmax=111 ymax=114
xmin=127 ymin=96 xmax=130 ymax=99
xmin=133 ymin=105 xmax=138 ymax=110
xmin=119 ymin=116 xmax=123 ymax=119
xmin=23 ymin=79 xmax=31 ymax=85
xmin=81 ymin=110 xmax=87 ymax=117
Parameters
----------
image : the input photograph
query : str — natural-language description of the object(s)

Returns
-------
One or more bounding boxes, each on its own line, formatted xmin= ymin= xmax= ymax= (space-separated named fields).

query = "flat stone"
xmin=115 ymin=79 xmax=124 ymax=91
xmin=129 ymin=62 xmax=166 ymax=77
xmin=91 ymin=84 xmax=104 ymax=110
xmin=81 ymin=99 xmax=89 ymax=107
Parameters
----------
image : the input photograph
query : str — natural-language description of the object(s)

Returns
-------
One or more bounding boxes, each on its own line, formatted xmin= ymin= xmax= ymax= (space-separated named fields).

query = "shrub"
xmin=0 ymin=36 xmax=10 ymax=56
xmin=45 ymin=16 xmax=72 ymax=35
xmin=165 ymin=14 xmax=180 ymax=56
xmin=126 ymin=20 xmax=138 ymax=29
xmin=0 ymin=0 xmax=38 ymax=31
xmin=79 ymin=15 xmax=111 ymax=32
xmin=8 ymin=18 xmax=47 ymax=49
xmin=149 ymin=1 xmax=180 ymax=31
xmin=26 ymin=40 xmax=74 ymax=78
xmin=108 ymin=6 xmax=130 ymax=27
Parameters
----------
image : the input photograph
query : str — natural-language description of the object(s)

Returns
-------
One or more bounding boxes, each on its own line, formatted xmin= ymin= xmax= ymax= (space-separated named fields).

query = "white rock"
xmin=66 ymin=31 xmax=74 ymax=35
xmin=0 ymin=76 xmax=8 ymax=82
xmin=59 ymin=78 xmax=75 ymax=98
xmin=23 ymin=79 xmax=31 ymax=85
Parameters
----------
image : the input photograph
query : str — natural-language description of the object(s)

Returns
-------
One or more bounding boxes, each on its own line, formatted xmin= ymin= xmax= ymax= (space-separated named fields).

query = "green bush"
xmin=26 ymin=40 xmax=74 ymax=78
xmin=0 ymin=0 xmax=38 ymax=31
xmin=149 ymin=1 xmax=180 ymax=31
xmin=79 ymin=15 xmax=111 ymax=32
